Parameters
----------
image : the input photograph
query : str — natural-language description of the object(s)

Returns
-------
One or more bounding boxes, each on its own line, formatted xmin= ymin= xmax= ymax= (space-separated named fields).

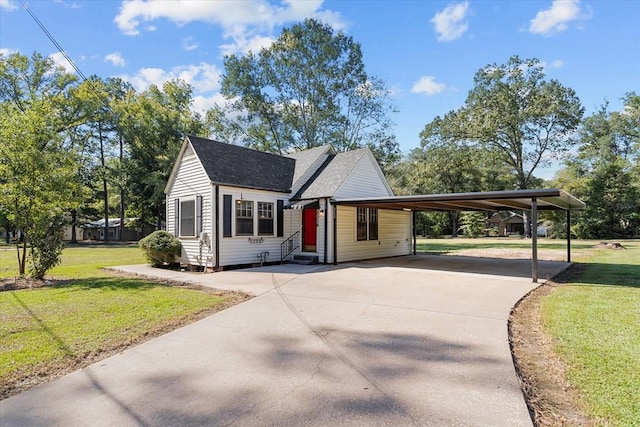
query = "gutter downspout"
xmin=412 ymin=211 xmax=417 ymax=255
xmin=214 ymin=185 xmax=220 ymax=270
xmin=333 ymin=203 xmax=338 ymax=265
xmin=323 ymin=198 xmax=328 ymax=264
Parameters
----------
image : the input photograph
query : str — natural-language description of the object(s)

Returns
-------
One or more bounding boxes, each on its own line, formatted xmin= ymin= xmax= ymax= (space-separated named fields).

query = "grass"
xmin=0 ymin=243 xmax=244 ymax=399
xmin=0 ymin=243 xmax=146 ymax=279
xmin=416 ymin=236 xmax=595 ymax=254
xmin=417 ymin=237 xmax=640 ymax=425
xmin=542 ymin=241 xmax=640 ymax=426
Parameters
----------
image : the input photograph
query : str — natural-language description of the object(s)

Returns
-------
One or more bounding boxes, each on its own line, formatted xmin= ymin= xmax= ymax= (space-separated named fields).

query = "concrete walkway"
xmin=1 ymin=255 xmax=570 ymax=426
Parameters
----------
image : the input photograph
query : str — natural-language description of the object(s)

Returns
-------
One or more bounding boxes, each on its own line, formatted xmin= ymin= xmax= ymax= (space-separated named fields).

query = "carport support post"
xmin=412 ymin=211 xmax=417 ymax=255
xmin=531 ymin=198 xmax=538 ymax=283
xmin=566 ymin=210 xmax=571 ymax=263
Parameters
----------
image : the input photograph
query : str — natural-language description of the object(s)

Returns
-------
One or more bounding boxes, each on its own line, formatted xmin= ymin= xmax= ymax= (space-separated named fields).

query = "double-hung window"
xmin=180 ymin=200 xmax=196 ymax=237
xmin=236 ymin=200 xmax=253 ymax=236
xmin=258 ymin=202 xmax=274 ymax=235
xmin=356 ymin=207 xmax=378 ymax=241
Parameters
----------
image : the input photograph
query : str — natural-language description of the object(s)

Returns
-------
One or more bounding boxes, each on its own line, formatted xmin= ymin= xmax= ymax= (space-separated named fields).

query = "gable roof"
xmin=187 ymin=135 xmax=295 ymax=193
xmin=292 ymin=148 xmax=369 ymax=200
xmin=285 ymin=145 xmax=335 ymax=194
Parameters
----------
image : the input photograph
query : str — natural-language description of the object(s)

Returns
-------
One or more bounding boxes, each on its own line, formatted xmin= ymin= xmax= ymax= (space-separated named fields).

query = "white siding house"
xmin=165 ymin=136 xmax=412 ymax=270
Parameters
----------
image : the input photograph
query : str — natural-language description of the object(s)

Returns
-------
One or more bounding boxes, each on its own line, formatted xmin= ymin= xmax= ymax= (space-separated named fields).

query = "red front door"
xmin=302 ymin=208 xmax=317 ymax=252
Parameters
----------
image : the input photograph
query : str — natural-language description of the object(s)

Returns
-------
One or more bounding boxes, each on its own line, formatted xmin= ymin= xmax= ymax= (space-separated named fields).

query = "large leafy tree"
xmin=119 ymin=80 xmax=204 ymax=228
xmin=212 ymin=18 xmax=399 ymax=167
xmin=558 ymin=95 xmax=640 ymax=238
xmin=417 ymin=56 xmax=583 ymax=236
xmin=0 ymin=52 xmax=82 ymax=277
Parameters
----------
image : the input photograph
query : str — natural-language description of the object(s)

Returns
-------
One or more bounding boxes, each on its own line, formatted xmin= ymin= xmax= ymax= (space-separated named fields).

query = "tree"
xmin=0 ymin=52 xmax=81 ymax=277
xmin=213 ymin=18 xmax=399 ymax=166
xmin=556 ymin=95 xmax=640 ymax=238
xmin=418 ymin=56 xmax=584 ymax=236
xmin=119 ymin=80 xmax=203 ymax=228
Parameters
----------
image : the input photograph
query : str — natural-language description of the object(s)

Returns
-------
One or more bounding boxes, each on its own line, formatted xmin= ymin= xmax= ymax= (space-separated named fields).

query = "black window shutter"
xmin=276 ymin=200 xmax=284 ymax=237
xmin=223 ymin=195 xmax=232 ymax=237
xmin=196 ymin=195 xmax=203 ymax=237
xmin=174 ymin=199 xmax=180 ymax=236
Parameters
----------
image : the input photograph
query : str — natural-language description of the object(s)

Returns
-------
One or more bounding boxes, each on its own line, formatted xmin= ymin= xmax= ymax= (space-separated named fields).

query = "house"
xmin=83 ymin=218 xmax=155 ymax=241
xmin=164 ymin=135 xmax=412 ymax=270
xmin=487 ymin=212 xmax=525 ymax=236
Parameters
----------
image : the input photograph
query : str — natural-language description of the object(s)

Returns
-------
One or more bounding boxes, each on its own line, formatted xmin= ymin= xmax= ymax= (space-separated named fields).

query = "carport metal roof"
xmin=331 ymin=189 xmax=585 ymax=283
xmin=332 ymin=188 xmax=585 ymax=212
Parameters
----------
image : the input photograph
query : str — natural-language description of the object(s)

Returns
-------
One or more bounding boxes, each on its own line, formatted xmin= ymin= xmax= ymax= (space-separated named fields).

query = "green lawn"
xmin=542 ymin=241 xmax=640 ymax=426
xmin=0 ymin=244 xmax=240 ymax=398
xmin=0 ymin=243 xmax=146 ymax=279
xmin=416 ymin=237 xmax=640 ymax=426
xmin=416 ymin=236 xmax=595 ymax=253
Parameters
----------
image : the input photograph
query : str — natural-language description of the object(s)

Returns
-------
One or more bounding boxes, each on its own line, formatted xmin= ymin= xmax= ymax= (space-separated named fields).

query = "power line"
xmin=19 ymin=0 xmax=89 ymax=82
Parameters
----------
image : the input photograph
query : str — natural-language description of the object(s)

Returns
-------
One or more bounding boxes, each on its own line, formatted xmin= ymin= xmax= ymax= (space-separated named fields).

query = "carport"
xmin=333 ymin=188 xmax=585 ymax=282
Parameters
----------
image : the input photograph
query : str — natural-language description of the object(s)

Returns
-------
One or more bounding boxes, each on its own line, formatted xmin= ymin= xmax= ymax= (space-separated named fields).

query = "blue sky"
xmin=1 ymin=0 xmax=639 ymax=178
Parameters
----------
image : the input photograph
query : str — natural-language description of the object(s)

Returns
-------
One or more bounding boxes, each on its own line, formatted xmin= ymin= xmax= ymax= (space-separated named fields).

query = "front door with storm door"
xmin=302 ymin=208 xmax=317 ymax=252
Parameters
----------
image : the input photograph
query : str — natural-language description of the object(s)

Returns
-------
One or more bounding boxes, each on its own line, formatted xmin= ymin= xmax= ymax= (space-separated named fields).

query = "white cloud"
xmin=411 ymin=76 xmax=447 ymax=96
xmin=104 ymin=52 xmax=126 ymax=67
xmin=192 ymin=92 xmax=229 ymax=114
xmin=0 ymin=0 xmax=17 ymax=11
xmin=0 ymin=48 xmax=18 ymax=56
xmin=114 ymin=0 xmax=345 ymax=55
xmin=49 ymin=52 xmax=76 ymax=73
xmin=541 ymin=59 xmax=564 ymax=70
xmin=431 ymin=1 xmax=469 ymax=42
xmin=120 ymin=62 xmax=222 ymax=94
xmin=529 ymin=0 xmax=588 ymax=36
xmin=182 ymin=37 xmax=199 ymax=51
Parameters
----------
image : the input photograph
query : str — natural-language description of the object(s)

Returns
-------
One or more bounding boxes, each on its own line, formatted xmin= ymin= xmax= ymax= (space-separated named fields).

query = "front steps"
xmin=290 ymin=254 xmax=319 ymax=265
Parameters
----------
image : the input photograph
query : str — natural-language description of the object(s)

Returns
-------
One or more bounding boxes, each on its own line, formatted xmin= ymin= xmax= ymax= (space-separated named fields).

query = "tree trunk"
xmin=16 ymin=233 xmax=27 ymax=276
xmin=99 ymin=122 xmax=109 ymax=242
xmin=70 ymin=209 xmax=78 ymax=244
xmin=119 ymin=133 xmax=125 ymax=241
xmin=450 ymin=211 xmax=459 ymax=237
xmin=523 ymin=210 xmax=532 ymax=238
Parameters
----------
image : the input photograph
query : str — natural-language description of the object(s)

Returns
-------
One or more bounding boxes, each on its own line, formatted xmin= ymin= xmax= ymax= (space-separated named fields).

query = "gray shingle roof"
xmin=188 ymin=135 xmax=295 ymax=193
xmin=293 ymin=149 xmax=368 ymax=200
xmin=285 ymin=145 xmax=333 ymax=190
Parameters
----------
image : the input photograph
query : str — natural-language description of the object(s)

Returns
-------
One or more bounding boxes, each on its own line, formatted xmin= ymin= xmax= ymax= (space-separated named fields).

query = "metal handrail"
xmin=280 ymin=231 xmax=300 ymax=262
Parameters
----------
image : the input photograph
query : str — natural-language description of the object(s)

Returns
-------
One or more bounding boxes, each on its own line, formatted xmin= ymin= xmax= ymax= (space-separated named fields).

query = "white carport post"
xmin=531 ymin=197 xmax=538 ymax=283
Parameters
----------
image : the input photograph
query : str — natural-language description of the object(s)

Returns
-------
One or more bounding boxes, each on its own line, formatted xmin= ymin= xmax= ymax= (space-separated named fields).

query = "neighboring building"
xmin=165 ymin=136 xmax=411 ymax=270
xmin=487 ymin=212 xmax=525 ymax=236
xmin=83 ymin=218 xmax=155 ymax=241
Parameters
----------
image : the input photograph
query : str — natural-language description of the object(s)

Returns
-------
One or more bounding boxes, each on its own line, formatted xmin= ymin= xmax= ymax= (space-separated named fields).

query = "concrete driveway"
xmin=1 ymin=255 xmax=569 ymax=426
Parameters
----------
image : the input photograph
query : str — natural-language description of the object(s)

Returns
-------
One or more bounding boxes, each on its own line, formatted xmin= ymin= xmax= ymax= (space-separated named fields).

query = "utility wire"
xmin=20 ymin=0 xmax=89 ymax=82
xmin=19 ymin=0 xmax=207 ymax=203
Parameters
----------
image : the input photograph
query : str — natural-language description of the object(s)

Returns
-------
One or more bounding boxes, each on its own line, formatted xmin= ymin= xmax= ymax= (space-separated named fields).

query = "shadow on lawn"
xmin=64 ymin=276 xmax=163 ymax=291
xmin=556 ymin=262 xmax=640 ymax=288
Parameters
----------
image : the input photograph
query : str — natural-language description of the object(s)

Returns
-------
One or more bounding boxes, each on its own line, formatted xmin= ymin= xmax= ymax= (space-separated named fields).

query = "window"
xmin=357 ymin=207 xmax=368 ymax=241
xmin=357 ymin=207 xmax=378 ymax=241
xmin=368 ymin=208 xmax=378 ymax=240
xmin=258 ymin=202 xmax=274 ymax=235
xmin=236 ymin=200 xmax=253 ymax=236
xmin=180 ymin=200 xmax=196 ymax=236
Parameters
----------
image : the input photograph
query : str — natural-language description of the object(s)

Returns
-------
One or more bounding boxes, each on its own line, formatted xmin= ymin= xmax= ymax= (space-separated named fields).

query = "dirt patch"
xmin=593 ymin=241 xmax=626 ymax=250
xmin=0 ymin=275 xmax=252 ymax=400
xmin=447 ymin=247 xmax=567 ymax=261
xmin=509 ymin=265 xmax=594 ymax=426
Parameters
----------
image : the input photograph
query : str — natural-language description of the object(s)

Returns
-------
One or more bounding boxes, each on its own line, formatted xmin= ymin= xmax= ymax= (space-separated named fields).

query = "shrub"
xmin=28 ymin=214 xmax=66 ymax=279
xmin=138 ymin=231 xmax=182 ymax=267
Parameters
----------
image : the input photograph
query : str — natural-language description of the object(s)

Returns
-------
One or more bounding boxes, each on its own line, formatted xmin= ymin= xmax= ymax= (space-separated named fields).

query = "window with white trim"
xmin=357 ymin=207 xmax=378 ymax=241
xmin=258 ymin=202 xmax=274 ymax=235
xmin=236 ymin=200 xmax=253 ymax=236
xmin=180 ymin=200 xmax=196 ymax=237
